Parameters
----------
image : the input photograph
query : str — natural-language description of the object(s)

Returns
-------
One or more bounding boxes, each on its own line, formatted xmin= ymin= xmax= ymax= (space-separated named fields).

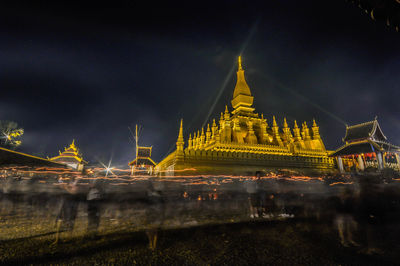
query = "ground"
xmin=1 ymin=218 xmax=397 ymax=265
xmin=1 ymin=174 xmax=400 ymax=265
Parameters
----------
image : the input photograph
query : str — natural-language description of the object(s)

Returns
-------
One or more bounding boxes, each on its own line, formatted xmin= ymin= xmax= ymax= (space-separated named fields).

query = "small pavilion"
xmin=49 ymin=140 xmax=87 ymax=171
xmin=331 ymin=118 xmax=400 ymax=173
xmin=129 ymin=146 xmax=156 ymax=175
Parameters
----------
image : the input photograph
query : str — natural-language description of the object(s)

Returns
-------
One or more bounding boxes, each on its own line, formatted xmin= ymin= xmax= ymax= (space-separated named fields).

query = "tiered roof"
xmin=49 ymin=140 xmax=87 ymax=165
xmin=128 ymin=146 xmax=156 ymax=167
xmin=343 ymin=119 xmax=387 ymax=143
xmin=332 ymin=118 xmax=400 ymax=156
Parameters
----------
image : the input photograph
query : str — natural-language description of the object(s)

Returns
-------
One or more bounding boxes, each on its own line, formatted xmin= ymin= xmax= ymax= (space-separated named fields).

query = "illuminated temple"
xmin=155 ymin=57 xmax=335 ymax=176
xmin=49 ymin=140 xmax=87 ymax=171
xmin=331 ymin=119 xmax=400 ymax=172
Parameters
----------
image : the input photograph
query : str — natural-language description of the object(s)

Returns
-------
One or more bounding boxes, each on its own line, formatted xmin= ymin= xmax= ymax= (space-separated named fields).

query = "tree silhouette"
xmin=0 ymin=121 xmax=24 ymax=149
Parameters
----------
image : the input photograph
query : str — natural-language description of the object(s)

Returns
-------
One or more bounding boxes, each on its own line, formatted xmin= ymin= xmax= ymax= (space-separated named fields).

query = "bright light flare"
xmin=98 ymin=158 xmax=115 ymax=177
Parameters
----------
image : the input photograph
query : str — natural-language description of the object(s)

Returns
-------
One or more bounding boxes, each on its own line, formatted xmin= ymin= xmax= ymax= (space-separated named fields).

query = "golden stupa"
xmin=155 ymin=57 xmax=335 ymax=176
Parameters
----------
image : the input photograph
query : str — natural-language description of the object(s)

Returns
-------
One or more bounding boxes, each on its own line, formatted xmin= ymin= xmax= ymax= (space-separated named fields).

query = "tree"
xmin=0 ymin=121 xmax=24 ymax=149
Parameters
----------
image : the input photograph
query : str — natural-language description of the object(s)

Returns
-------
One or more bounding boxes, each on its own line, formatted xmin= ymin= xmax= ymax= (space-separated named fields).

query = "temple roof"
xmin=49 ymin=140 xmax=87 ymax=165
xmin=137 ymin=146 xmax=152 ymax=157
xmin=128 ymin=157 xmax=156 ymax=167
xmin=331 ymin=139 xmax=400 ymax=157
xmin=343 ymin=119 xmax=387 ymax=143
xmin=0 ymin=147 xmax=66 ymax=167
xmin=331 ymin=119 xmax=399 ymax=156
xmin=129 ymin=145 xmax=156 ymax=166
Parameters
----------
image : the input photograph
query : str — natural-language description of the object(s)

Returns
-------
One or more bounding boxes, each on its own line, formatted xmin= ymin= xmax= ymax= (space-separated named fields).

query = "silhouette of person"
xmin=145 ymin=180 xmax=165 ymax=250
xmin=53 ymin=177 xmax=80 ymax=245
xmin=334 ymin=186 xmax=359 ymax=247
xmin=86 ymin=179 xmax=104 ymax=236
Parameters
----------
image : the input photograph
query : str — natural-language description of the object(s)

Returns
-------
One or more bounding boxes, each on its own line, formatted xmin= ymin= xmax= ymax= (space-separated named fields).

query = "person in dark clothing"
xmin=334 ymin=186 xmax=359 ymax=247
xmin=356 ymin=175 xmax=385 ymax=254
xmin=53 ymin=177 xmax=80 ymax=245
xmin=145 ymin=180 xmax=165 ymax=250
xmin=86 ymin=179 xmax=104 ymax=235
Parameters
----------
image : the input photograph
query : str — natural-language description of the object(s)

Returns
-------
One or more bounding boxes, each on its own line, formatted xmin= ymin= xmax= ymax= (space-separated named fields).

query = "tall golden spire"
xmin=231 ymin=56 xmax=255 ymax=115
xmin=176 ymin=119 xmax=185 ymax=159
xmin=178 ymin=119 xmax=183 ymax=141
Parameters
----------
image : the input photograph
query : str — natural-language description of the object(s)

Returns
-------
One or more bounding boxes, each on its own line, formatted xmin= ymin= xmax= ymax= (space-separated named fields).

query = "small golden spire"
xmin=224 ymin=105 xmax=230 ymax=119
xmin=69 ymin=139 xmax=77 ymax=150
xmin=238 ymin=55 xmax=242 ymax=70
xmin=283 ymin=117 xmax=288 ymax=128
xmin=188 ymin=133 xmax=192 ymax=149
xmin=207 ymin=124 xmax=210 ymax=132
xmin=201 ymin=127 xmax=205 ymax=136
xmin=312 ymin=119 xmax=317 ymax=127
xmin=273 ymin=116 xmax=278 ymax=127
xmin=212 ymin=119 xmax=216 ymax=127
xmin=294 ymin=120 xmax=299 ymax=128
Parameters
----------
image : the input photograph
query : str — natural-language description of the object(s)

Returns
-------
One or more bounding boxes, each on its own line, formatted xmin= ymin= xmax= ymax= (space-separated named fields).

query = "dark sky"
xmin=1 ymin=1 xmax=399 ymax=167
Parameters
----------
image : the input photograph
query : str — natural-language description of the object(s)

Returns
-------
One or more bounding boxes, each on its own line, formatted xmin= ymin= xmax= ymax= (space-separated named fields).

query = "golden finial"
xmin=283 ymin=117 xmax=288 ymax=128
xmin=312 ymin=119 xmax=317 ymax=127
xmin=224 ymin=105 xmax=230 ymax=119
xmin=294 ymin=120 xmax=299 ymax=128
xmin=201 ymin=127 xmax=205 ymax=136
xmin=189 ymin=133 xmax=192 ymax=140
xmin=238 ymin=56 xmax=243 ymax=70
xmin=273 ymin=116 xmax=278 ymax=127
xmin=212 ymin=119 xmax=216 ymax=127
xmin=261 ymin=113 xmax=264 ymax=120
xmin=69 ymin=139 xmax=76 ymax=150
xmin=207 ymin=124 xmax=211 ymax=132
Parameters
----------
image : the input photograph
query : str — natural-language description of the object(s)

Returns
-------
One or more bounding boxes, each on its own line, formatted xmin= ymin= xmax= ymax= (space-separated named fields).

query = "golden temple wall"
xmin=155 ymin=147 xmax=335 ymax=176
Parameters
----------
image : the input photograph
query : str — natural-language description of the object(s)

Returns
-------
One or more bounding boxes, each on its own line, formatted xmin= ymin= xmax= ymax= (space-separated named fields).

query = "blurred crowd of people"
xmin=1 ymin=172 xmax=400 ymax=253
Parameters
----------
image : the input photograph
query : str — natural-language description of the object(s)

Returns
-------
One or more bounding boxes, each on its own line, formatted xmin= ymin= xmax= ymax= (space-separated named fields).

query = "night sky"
xmin=1 ymin=1 xmax=399 ymax=167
